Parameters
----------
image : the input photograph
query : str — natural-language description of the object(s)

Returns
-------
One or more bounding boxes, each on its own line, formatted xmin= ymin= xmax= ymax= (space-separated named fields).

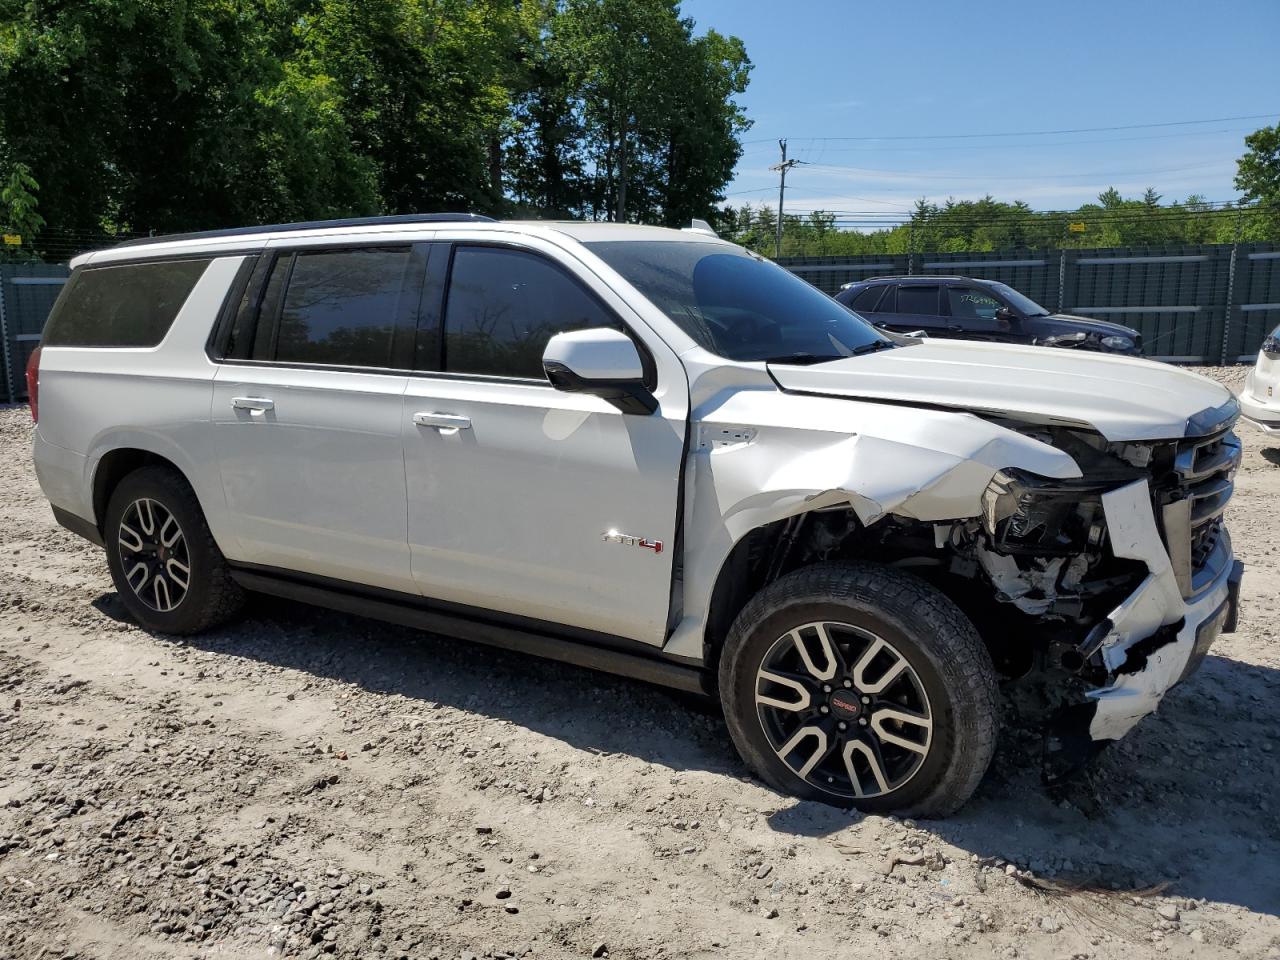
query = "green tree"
xmin=0 ymin=162 xmax=43 ymax=238
xmin=551 ymin=0 xmax=748 ymax=223
xmin=0 ymin=0 xmax=379 ymax=240
xmin=1236 ymin=123 xmax=1280 ymax=232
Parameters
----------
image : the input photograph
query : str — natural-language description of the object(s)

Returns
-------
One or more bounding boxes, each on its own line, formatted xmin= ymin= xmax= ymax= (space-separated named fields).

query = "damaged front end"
xmin=959 ymin=419 xmax=1244 ymax=779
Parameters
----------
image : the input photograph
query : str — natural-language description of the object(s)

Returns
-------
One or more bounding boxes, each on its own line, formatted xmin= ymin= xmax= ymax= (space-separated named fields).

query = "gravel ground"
xmin=1 ymin=367 xmax=1278 ymax=960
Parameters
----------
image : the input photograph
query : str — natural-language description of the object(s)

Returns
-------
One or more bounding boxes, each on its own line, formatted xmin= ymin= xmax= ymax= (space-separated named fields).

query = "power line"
xmin=797 ymin=160 xmax=1233 ymax=182
xmin=742 ymin=112 xmax=1277 ymax=144
xmin=761 ymin=126 xmax=1261 ymax=156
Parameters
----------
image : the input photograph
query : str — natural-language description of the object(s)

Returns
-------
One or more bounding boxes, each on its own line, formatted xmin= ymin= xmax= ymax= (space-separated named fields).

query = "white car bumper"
xmin=1241 ymin=357 xmax=1280 ymax=433
xmin=1085 ymin=481 xmax=1241 ymax=741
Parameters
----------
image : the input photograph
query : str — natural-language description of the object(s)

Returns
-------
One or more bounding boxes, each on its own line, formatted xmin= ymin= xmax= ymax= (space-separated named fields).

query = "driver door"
xmin=944 ymin=285 xmax=1032 ymax=344
xmin=400 ymin=238 xmax=689 ymax=646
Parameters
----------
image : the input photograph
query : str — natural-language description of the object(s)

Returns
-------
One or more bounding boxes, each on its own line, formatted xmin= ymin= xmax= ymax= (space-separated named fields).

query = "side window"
xmin=947 ymin=286 xmax=1002 ymax=321
xmin=42 ymin=258 xmax=211 ymax=348
xmin=848 ymin=285 xmax=887 ymax=313
xmin=896 ymin=285 xmax=940 ymax=316
xmin=442 ymin=246 xmax=620 ymax=379
xmin=251 ymin=247 xmax=412 ymax=367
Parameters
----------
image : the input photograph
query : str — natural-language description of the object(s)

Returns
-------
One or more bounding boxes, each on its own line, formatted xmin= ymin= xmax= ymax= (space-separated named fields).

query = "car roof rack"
xmin=863 ymin=275 xmax=974 ymax=282
xmin=115 ymin=213 xmax=497 ymax=248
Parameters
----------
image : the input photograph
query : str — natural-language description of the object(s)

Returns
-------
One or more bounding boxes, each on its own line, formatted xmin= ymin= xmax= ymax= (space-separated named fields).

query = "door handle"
xmin=231 ymin=396 xmax=274 ymax=413
xmin=413 ymin=411 xmax=472 ymax=432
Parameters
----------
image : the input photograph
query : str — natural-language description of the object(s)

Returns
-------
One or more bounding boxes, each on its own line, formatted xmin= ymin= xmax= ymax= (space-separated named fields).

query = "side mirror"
xmin=994 ymin=306 xmax=1015 ymax=326
xmin=542 ymin=328 xmax=657 ymax=415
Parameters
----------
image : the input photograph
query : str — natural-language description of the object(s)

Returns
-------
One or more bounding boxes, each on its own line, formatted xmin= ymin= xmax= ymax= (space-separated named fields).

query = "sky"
xmin=681 ymin=0 xmax=1280 ymax=226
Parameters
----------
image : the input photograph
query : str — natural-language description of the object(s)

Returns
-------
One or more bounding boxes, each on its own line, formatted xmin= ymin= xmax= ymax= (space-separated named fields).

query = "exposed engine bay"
xmin=750 ymin=419 xmax=1243 ymax=781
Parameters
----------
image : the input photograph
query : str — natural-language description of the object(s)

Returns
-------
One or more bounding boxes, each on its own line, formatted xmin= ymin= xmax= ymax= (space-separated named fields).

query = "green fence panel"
xmin=782 ymin=242 xmax=1279 ymax=363
xmin=1 ymin=263 xmax=70 ymax=402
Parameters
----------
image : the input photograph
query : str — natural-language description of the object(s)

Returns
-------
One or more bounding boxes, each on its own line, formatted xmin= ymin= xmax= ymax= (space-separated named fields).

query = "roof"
xmin=114 ymin=213 xmax=495 ymax=249
xmin=73 ymin=215 xmax=727 ymax=269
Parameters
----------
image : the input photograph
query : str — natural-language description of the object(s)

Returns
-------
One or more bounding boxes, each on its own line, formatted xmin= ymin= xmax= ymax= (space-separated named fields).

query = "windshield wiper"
xmin=759 ymin=352 xmax=842 ymax=365
xmin=848 ymin=339 xmax=896 ymax=356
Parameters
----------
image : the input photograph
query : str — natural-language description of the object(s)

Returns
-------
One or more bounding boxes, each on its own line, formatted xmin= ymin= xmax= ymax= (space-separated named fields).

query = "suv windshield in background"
xmin=585 ymin=240 xmax=891 ymax=363
xmin=990 ymin=282 xmax=1050 ymax=317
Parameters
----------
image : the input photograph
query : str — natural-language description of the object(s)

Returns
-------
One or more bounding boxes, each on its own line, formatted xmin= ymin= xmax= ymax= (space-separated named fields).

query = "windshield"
xmin=989 ymin=282 xmax=1049 ymax=317
xmin=585 ymin=240 xmax=892 ymax=363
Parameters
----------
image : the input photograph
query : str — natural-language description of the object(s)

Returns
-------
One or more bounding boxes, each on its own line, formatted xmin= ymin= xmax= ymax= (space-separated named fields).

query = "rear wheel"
xmin=719 ymin=561 xmax=999 ymax=817
xmin=104 ymin=466 xmax=244 ymax=635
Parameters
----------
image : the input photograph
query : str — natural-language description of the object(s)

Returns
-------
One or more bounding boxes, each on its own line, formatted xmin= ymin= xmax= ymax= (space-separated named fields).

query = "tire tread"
xmin=718 ymin=561 xmax=999 ymax=818
xmin=105 ymin=466 xmax=243 ymax=635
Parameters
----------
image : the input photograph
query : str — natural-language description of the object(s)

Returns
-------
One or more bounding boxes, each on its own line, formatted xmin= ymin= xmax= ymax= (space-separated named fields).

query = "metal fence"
xmin=1 ymin=263 xmax=69 ymax=403
xmin=780 ymin=241 xmax=1280 ymax=363
xmin=3 ymin=241 xmax=1279 ymax=400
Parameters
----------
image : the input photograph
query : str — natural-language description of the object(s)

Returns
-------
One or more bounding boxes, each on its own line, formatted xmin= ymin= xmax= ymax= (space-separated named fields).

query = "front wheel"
xmin=719 ymin=562 xmax=999 ymax=817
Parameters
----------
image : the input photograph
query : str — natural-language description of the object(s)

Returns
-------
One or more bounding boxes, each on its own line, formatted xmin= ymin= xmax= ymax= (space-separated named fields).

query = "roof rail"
xmin=115 ymin=213 xmax=497 ymax=248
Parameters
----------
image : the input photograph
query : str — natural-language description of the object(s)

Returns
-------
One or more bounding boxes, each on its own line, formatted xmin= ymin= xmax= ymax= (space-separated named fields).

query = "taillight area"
xmin=25 ymin=344 xmax=41 ymax=422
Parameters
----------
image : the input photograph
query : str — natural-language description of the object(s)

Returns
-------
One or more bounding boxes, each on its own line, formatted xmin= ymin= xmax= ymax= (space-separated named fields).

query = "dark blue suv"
xmin=835 ymin=276 xmax=1142 ymax=355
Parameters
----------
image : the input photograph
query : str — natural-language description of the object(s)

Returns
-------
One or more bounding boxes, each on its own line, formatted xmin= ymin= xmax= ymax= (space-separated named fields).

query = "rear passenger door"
xmin=400 ymin=238 xmax=688 ymax=647
xmin=210 ymin=241 xmax=427 ymax=594
xmin=843 ymin=284 xmax=893 ymax=328
xmin=874 ymin=284 xmax=951 ymax=336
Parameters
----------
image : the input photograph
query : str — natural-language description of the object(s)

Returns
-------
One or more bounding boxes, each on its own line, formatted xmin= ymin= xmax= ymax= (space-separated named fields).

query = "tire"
xmin=718 ymin=561 xmax=999 ymax=818
xmin=103 ymin=465 xmax=244 ymax=635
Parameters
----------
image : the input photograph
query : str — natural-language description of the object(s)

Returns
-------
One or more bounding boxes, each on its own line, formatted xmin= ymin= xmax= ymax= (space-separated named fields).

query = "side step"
xmin=230 ymin=569 xmax=709 ymax=696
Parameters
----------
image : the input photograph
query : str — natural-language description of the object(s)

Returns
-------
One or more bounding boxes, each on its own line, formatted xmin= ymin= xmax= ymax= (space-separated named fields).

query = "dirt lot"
xmin=1 ymin=366 xmax=1278 ymax=960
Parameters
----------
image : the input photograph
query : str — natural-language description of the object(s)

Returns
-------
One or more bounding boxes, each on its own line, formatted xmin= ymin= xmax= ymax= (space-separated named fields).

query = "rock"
xmin=495 ymin=885 xmax=512 ymax=900
xmin=1039 ymin=916 xmax=1061 ymax=934
xmin=1189 ymin=929 xmax=1204 ymax=943
xmin=592 ymin=943 xmax=608 ymax=958
xmin=1156 ymin=903 xmax=1180 ymax=922
xmin=761 ymin=907 xmax=778 ymax=919
xmin=755 ymin=864 xmax=772 ymax=880
xmin=475 ymin=825 xmax=494 ymax=835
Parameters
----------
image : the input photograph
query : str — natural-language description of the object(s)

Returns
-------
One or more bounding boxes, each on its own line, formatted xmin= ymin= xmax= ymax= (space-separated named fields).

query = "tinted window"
xmin=849 ymin=285 xmax=887 ymax=312
xmin=896 ymin=286 xmax=940 ymax=316
xmin=989 ymin=282 xmax=1050 ymax=317
xmin=947 ymin=286 xmax=1002 ymax=320
xmin=42 ymin=259 xmax=211 ymax=347
xmin=443 ymin=246 xmax=619 ymax=378
xmin=585 ymin=240 xmax=891 ymax=363
xmin=256 ymin=247 xmax=411 ymax=367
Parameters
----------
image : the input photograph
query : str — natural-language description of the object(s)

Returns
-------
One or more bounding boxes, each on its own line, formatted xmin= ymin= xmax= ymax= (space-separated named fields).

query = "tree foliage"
xmin=0 ymin=0 xmax=751 ymax=253
xmin=727 ymin=189 xmax=1274 ymax=259
xmin=1236 ymin=123 xmax=1280 ymax=235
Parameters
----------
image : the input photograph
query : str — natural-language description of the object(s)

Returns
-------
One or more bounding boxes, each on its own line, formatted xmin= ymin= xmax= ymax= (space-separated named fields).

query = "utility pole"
xmin=770 ymin=139 xmax=800 ymax=259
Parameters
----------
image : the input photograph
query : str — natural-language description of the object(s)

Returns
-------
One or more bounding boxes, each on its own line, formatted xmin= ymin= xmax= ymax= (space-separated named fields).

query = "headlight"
xmin=1100 ymin=335 xmax=1134 ymax=351
xmin=981 ymin=470 xmax=1111 ymax=556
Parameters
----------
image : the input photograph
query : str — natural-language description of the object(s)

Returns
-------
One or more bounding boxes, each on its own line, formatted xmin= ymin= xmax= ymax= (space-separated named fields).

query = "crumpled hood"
xmin=768 ymin=339 xmax=1236 ymax=442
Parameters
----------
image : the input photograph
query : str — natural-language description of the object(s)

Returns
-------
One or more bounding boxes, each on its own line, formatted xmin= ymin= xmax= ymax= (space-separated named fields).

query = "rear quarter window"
xmin=42 ymin=258 xmax=212 ymax=348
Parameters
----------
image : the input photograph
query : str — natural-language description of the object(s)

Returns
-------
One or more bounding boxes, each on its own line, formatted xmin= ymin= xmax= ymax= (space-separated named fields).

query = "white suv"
xmin=29 ymin=214 xmax=1243 ymax=816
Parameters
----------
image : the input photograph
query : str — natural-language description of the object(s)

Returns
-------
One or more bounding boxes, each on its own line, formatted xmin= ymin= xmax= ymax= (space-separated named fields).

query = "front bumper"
xmin=1083 ymin=481 xmax=1241 ymax=741
xmin=1240 ymin=366 xmax=1280 ymax=433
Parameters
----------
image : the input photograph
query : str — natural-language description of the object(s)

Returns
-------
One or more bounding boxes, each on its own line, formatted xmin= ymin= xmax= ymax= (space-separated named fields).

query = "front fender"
xmin=663 ymin=391 xmax=1081 ymax=661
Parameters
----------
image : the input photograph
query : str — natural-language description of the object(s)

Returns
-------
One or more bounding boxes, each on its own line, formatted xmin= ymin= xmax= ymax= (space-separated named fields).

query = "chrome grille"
xmin=1162 ymin=427 xmax=1240 ymax=597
